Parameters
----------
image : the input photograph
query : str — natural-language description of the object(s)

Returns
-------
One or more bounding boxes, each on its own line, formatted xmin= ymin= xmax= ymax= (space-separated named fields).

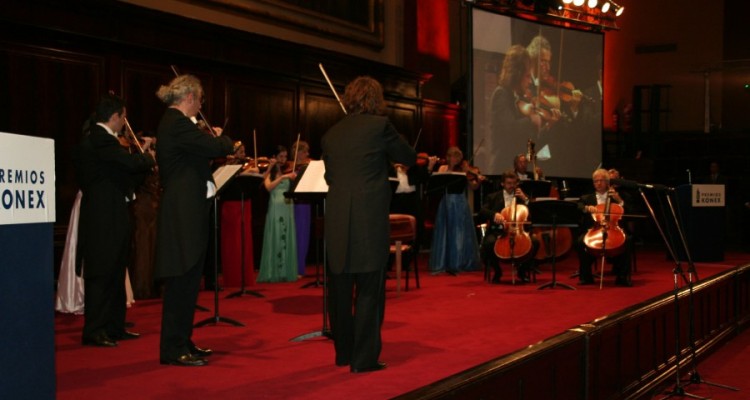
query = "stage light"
xmin=601 ymin=1 xmax=611 ymax=13
xmin=562 ymin=0 xmax=574 ymax=4
xmin=588 ymin=0 xmax=598 ymax=8
xmin=610 ymin=1 xmax=624 ymax=16
xmin=573 ymin=0 xmax=585 ymax=6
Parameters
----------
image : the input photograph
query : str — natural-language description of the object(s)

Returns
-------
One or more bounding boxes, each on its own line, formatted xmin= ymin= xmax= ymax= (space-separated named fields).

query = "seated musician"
xmin=479 ymin=170 xmax=538 ymax=284
xmin=513 ymin=153 xmax=543 ymax=181
xmin=576 ymin=168 xmax=632 ymax=287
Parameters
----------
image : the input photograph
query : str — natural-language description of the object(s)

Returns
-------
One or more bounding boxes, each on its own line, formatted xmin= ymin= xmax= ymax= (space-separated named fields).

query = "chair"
xmin=389 ymin=214 xmax=420 ymax=296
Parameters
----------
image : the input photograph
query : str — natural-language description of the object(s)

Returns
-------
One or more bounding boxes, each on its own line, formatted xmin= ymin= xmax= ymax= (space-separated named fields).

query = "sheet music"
xmin=213 ymin=164 xmax=243 ymax=192
xmin=295 ymin=160 xmax=328 ymax=193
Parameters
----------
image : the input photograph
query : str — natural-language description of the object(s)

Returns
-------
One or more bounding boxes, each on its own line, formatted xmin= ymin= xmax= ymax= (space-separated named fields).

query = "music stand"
xmin=426 ymin=171 xmax=467 ymax=196
xmin=530 ymin=200 xmax=578 ymax=290
xmin=221 ymin=172 xmax=265 ymax=299
xmin=519 ymin=179 xmax=552 ymax=200
xmin=287 ymin=164 xmax=324 ymax=289
xmin=286 ymin=160 xmax=332 ymax=341
xmin=195 ymin=164 xmax=245 ymax=328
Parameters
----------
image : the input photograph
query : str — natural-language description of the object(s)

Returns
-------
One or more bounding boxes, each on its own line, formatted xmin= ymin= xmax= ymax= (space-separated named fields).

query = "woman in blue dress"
xmin=429 ymin=146 xmax=481 ymax=274
xmin=257 ymin=145 xmax=299 ymax=283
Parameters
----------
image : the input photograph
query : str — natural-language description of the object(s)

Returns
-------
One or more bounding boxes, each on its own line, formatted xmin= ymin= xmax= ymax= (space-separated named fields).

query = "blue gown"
xmin=257 ymin=179 xmax=298 ymax=282
xmin=429 ymin=192 xmax=480 ymax=273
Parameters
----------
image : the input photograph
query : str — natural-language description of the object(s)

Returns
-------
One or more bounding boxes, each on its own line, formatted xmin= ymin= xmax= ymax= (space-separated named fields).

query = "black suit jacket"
xmin=73 ymin=125 xmax=155 ymax=278
xmin=154 ymin=108 xmax=233 ymax=278
xmin=322 ymin=114 xmax=416 ymax=274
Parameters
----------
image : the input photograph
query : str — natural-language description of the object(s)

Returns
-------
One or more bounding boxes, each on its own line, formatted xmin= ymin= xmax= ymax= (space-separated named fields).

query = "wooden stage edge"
xmin=394 ymin=263 xmax=750 ymax=400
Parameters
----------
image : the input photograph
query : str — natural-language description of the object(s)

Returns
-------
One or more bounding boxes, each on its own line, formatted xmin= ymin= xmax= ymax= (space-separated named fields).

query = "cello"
xmin=583 ymin=193 xmax=627 ymax=288
xmin=583 ymin=194 xmax=627 ymax=258
xmin=493 ymin=195 xmax=533 ymax=264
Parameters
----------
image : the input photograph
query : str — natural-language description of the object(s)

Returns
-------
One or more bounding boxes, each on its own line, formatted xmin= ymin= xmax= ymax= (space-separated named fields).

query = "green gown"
xmin=257 ymin=178 xmax=298 ymax=282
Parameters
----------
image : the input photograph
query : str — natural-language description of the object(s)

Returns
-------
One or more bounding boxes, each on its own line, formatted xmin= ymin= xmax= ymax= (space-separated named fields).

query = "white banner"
xmin=0 ymin=132 xmax=56 ymax=225
xmin=692 ymin=184 xmax=725 ymax=207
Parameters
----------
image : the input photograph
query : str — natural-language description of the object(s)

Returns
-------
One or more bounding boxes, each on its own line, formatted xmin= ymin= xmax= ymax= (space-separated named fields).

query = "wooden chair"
xmin=389 ymin=214 xmax=420 ymax=296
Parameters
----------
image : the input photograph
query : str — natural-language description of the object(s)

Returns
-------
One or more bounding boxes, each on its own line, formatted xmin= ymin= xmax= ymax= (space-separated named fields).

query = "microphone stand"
xmin=636 ymin=189 xmax=704 ymax=400
xmin=663 ymin=188 xmax=738 ymax=394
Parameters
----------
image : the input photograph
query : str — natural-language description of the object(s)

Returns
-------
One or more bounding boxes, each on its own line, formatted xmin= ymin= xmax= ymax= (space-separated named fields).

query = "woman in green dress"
xmin=257 ymin=145 xmax=299 ymax=283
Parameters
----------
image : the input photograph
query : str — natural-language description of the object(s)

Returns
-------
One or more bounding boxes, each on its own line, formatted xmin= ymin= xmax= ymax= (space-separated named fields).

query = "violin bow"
xmin=412 ymin=128 xmax=423 ymax=149
xmin=318 ymin=63 xmax=347 ymax=115
xmin=107 ymin=89 xmax=144 ymax=154
xmin=292 ymin=132 xmax=301 ymax=172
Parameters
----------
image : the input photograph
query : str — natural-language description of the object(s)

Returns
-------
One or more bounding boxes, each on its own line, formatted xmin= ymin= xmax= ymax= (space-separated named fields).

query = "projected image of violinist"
xmin=472 ymin=10 xmax=603 ymax=178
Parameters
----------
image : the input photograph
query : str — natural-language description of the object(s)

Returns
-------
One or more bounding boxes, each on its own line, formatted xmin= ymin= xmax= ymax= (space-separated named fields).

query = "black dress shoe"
xmin=578 ymin=278 xmax=595 ymax=285
xmin=124 ymin=321 xmax=135 ymax=328
xmin=114 ymin=330 xmax=140 ymax=340
xmin=335 ymin=361 xmax=350 ymax=367
xmin=615 ymin=278 xmax=633 ymax=287
xmin=160 ymin=354 xmax=208 ymax=367
xmin=189 ymin=344 xmax=213 ymax=357
xmin=351 ymin=361 xmax=387 ymax=373
xmin=82 ymin=333 xmax=118 ymax=347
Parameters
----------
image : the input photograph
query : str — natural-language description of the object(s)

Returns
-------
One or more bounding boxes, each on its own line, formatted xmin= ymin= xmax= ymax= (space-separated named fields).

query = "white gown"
xmin=55 ymin=191 xmax=134 ymax=315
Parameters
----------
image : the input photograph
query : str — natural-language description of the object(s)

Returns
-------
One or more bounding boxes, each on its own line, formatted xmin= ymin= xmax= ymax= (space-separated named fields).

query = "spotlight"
xmin=587 ymin=0 xmax=598 ymax=8
xmin=601 ymin=1 xmax=610 ymax=13
xmin=610 ymin=1 xmax=624 ymax=16
xmin=573 ymin=0 xmax=584 ymax=6
xmin=562 ymin=0 xmax=574 ymax=3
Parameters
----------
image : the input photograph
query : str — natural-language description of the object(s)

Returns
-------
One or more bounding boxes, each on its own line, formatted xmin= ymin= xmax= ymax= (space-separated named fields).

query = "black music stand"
xmin=195 ymin=164 xmax=245 ymax=328
xmin=530 ymin=200 xmax=578 ymax=290
xmin=426 ymin=171 xmax=467 ymax=196
xmin=519 ymin=179 xmax=552 ymax=199
xmin=222 ymin=172 xmax=265 ymax=299
xmin=286 ymin=160 xmax=332 ymax=341
xmin=287 ymin=164 xmax=324 ymax=289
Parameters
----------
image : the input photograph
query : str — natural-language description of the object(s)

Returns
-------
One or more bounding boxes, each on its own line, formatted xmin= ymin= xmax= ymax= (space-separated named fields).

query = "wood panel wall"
xmin=0 ymin=0 xmax=460 ymax=272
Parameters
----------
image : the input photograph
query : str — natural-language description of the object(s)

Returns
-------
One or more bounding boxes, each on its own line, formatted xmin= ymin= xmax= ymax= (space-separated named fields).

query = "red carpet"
xmin=55 ymin=248 xmax=748 ymax=399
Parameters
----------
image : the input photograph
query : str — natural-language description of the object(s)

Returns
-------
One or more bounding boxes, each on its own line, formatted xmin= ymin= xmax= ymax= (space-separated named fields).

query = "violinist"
xmin=527 ymin=35 xmax=581 ymax=127
xmin=489 ymin=45 xmax=545 ymax=166
xmin=257 ymin=145 xmax=298 ymax=283
xmin=428 ymin=146 xmax=481 ymax=275
xmin=576 ymin=168 xmax=632 ymax=286
xmin=73 ymin=93 xmax=155 ymax=348
xmin=154 ymin=74 xmax=234 ymax=366
xmin=479 ymin=170 xmax=538 ymax=284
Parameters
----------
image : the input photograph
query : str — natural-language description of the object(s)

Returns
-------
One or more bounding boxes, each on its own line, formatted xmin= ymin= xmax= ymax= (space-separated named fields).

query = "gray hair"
xmin=156 ymin=74 xmax=202 ymax=106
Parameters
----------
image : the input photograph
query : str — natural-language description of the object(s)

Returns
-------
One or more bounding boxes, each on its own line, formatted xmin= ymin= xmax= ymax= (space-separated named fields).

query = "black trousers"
xmin=83 ymin=266 xmax=126 ymax=340
xmin=159 ymin=258 xmax=204 ymax=359
xmin=576 ymin=233 xmax=632 ymax=282
xmin=327 ymin=269 xmax=385 ymax=369
xmin=480 ymin=231 xmax=538 ymax=280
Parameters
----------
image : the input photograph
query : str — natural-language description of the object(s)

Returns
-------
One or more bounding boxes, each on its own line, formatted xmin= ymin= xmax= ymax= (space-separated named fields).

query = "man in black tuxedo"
xmin=479 ymin=171 xmax=538 ymax=283
xmin=576 ymin=168 xmax=632 ymax=286
xmin=322 ymin=76 xmax=416 ymax=373
xmin=74 ymin=94 xmax=155 ymax=347
xmin=154 ymin=75 xmax=233 ymax=366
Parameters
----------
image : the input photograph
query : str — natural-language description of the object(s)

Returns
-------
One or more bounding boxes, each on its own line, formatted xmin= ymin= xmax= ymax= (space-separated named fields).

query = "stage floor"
xmin=54 ymin=246 xmax=749 ymax=399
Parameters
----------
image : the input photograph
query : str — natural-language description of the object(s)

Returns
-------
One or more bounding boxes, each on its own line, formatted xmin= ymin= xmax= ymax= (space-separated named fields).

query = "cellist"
xmin=576 ymin=168 xmax=633 ymax=287
xmin=479 ymin=170 xmax=539 ymax=284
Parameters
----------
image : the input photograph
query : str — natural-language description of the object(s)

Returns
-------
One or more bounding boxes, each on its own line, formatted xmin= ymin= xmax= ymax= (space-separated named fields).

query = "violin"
xmin=493 ymin=195 xmax=533 ymax=261
xmin=583 ymin=195 xmax=627 ymax=257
